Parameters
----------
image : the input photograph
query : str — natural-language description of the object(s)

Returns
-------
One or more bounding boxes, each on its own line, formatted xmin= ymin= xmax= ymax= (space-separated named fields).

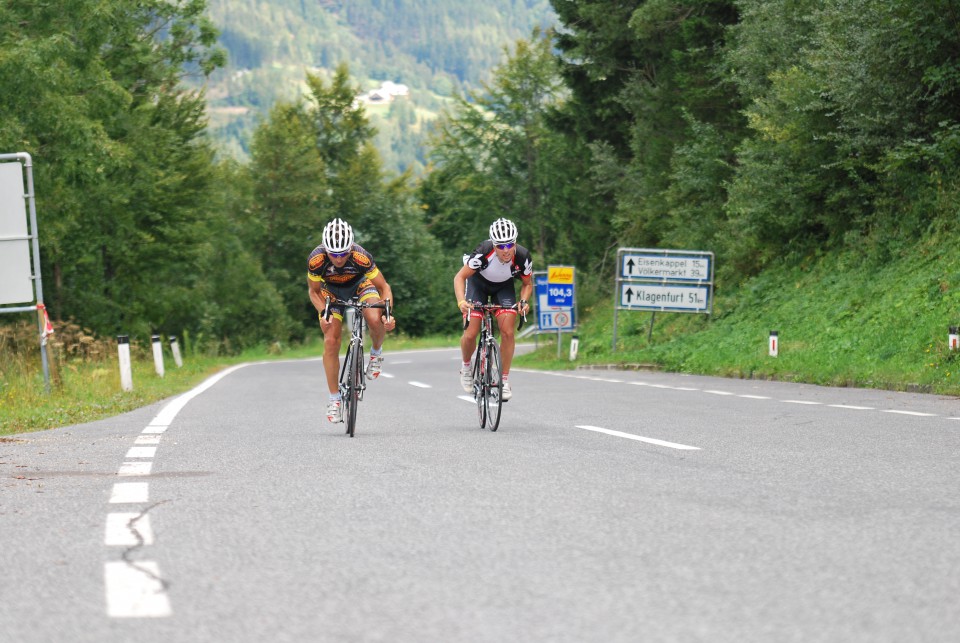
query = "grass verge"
xmin=1 ymin=332 xmax=459 ymax=436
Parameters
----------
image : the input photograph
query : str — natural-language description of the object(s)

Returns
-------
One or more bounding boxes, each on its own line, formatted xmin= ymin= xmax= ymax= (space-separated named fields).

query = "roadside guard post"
xmin=535 ymin=266 xmax=577 ymax=358
xmin=169 ymin=335 xmax=183 ymax=367
xmin=613 ymin=248 xmax=714 ymax=353
xmin=117 ymin=336 xmax=133 ymax=391
xmin=151 ymin=334 xmax=165 ymax=377
xmin=0 ymin=152 xmax=50 ymax=391
xmin=769 ymin=331 xmax=779 ymax=357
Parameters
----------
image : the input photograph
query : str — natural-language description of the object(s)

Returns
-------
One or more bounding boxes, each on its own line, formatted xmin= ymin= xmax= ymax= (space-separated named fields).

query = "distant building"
xmin=355 ymin=81 xmax=410 ymax=106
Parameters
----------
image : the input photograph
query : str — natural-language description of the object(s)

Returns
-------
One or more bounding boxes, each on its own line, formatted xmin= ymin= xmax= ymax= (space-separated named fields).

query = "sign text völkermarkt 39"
xmin=620 ymin=253 xmax=710 ymax=282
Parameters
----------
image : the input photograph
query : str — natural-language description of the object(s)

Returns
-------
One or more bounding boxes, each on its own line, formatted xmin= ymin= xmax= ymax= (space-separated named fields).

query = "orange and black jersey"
xmin=307 ymin=243 xmax=380 ymax=287
xmin=464 ymin=240 xmax=533 ymax=284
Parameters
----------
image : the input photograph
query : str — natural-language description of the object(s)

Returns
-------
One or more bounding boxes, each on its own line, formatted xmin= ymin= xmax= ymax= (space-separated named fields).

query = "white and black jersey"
xmin=463 ymin=240 xmax=533 ymax=285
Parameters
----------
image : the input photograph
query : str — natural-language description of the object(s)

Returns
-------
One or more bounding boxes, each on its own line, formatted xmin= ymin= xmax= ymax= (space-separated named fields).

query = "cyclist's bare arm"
xmin=308 ymin=280 xmax=329 ymax=318
xmin=518 ymin=274 xmax=534 ymax=315
xmin=454 ymin=265 xmax=477 ymax=315
xmin=369 ymin=272 xmax=396 ymax=331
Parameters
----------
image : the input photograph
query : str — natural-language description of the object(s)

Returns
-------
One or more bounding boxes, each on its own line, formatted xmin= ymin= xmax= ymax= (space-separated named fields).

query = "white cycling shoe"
xmin=501 ymin=381 xmax=512 ymax=401
xmin=366 ymin=354 xmax=384 ymax=379
xmin=459 ymin=367 xmax=473 ymax=392
xmin=326 ymin=400 xmax=342 ymax=423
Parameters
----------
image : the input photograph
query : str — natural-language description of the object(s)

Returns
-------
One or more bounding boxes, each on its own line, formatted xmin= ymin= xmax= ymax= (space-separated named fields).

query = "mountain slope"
xmin=201 ymin=0 xmax=556 ymax=168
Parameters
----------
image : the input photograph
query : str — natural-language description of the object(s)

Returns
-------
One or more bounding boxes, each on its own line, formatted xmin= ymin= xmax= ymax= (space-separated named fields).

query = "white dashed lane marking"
xmin=516 ymin=369 xmax=950 ymax=420
xmin=125 ymin=446 xmax=157 ymax=459
xmin=110 ymin=483 xmax=149 ymax=504
xmin=575 ymin=425 xmax=700 ymax=450
xmin=104 ymin=562 xmax=171 ymax=618
xmin=105 ymin=513 xmax=155 ymax=546
xmin=883 ymin=409 xmax=937 ymax=417
xmin=105 ymin=363 xmax=251 ymax=619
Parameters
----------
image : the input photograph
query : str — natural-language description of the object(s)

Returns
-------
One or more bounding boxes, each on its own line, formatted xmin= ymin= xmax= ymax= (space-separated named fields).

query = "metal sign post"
xmin=0 ymin=152 xmax=50 ymax=391
xmin=613 ymin=248 xmax=715 ymax=353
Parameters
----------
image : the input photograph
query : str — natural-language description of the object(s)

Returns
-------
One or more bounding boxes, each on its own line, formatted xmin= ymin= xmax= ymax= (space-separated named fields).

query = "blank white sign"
xmin=0 ymin=162 xmax=33 ymax=304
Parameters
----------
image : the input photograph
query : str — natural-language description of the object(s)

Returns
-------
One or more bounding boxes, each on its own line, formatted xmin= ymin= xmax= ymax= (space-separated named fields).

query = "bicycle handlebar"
xmin=322 ymin=297 xmax=392 ymax=323
xmin=461 ymin=301 xmax=527 ymax=331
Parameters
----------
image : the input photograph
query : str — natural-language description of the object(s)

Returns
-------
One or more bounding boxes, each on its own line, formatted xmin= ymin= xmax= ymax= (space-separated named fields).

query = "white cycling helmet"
xmin=322 ymin=218 xmax=354 ymax=253
xmin=489 ymin=218 xmax=518 ymax=244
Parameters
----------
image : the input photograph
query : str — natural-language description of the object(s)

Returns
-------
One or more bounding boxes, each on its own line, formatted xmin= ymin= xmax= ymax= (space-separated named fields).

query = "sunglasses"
xmin=495 ymin=242 xmax=515 ymax=250
xmin=328 ymin=250 xmax=350 ymax=258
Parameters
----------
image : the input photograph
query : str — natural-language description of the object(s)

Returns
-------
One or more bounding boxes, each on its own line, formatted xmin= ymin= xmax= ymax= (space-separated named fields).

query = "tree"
xmin=421 ymin=28 xmax=609 ymax=268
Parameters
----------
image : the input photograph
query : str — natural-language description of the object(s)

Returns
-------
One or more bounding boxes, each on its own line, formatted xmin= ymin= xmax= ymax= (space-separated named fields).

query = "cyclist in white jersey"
xmin=453 ymin=218 xmax=533 ymax=400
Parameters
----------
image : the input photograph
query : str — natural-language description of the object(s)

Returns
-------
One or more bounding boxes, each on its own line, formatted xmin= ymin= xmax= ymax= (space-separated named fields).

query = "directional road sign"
xmin=620 ymin=254 xmax=710 ymax=282
xmin=619 ymin=283 xmax=710 ymax=312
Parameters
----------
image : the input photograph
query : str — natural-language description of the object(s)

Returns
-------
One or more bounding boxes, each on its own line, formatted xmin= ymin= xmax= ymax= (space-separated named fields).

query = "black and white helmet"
xmin=489 ymin=218 xmax=518 ymax=244
xmin=322 ymin=218 xmax=354 ymax=253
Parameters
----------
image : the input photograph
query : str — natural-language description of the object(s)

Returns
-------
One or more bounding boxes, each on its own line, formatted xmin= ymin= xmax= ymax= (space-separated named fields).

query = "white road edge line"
xmin=457 ymin=395 xmax=475 ymax=403
xmin=118 ymin=462 xmax=152 ymax=477
xmin=783 ymin=400 xmax=823 ymax=405
xmin=125 ymin=446 xmax=157 ymax=459
xmin=829 ymin=404 xmax=874 ymax=410
xmin=105 ymin=513 xmax=155 ymax=546
xmin=104 ymin=561 xmax=171 ymax=618
xmin=109 ymin=482 xmax=149 ymax=504
xmin=409 ymin=381 xmax=432 ymax=388
xmin=882 ymin=409 xmax=937 ymax=417
xmin=575 ymin=425 xmax=700 ymax=450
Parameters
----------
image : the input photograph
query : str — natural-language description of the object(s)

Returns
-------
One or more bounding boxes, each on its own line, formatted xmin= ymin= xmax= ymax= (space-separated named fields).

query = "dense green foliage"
xmin=3 ymin=0 xmax=960 ymax=396
xmin=540 ymin=0 xmax=960 ymax=282
xmin=420 ymin=29 xmax=608 ymax=268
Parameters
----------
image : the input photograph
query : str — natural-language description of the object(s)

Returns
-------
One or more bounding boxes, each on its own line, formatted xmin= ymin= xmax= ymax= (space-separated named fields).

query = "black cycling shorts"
xmin=465 ymin=277 xmax=517 ymax=319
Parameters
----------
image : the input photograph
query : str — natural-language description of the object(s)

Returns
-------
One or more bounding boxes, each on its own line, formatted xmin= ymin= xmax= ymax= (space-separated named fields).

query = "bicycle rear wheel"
xmin=473 ymin=347 xmax=486 ymax=429
xmin=484 ymin=341 xmax=503 ymax=431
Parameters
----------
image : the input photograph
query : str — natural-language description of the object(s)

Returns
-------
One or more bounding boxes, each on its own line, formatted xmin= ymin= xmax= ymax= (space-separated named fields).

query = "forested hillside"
xmin=2 ymin=0 xmax=959 ymax=380
xmin=202 ymin=0 xmax=556 ymax=171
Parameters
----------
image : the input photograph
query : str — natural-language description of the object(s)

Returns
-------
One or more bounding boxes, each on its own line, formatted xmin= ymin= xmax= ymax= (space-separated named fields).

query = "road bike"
xmin=323 ymin=296 xmax=391 ymax=437
xmin=464 ymin=302 xmax=525 ymax=432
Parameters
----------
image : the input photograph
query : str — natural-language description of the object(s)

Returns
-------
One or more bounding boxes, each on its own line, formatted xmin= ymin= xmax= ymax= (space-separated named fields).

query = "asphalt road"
xmin=2 ymin=346 xmax=959 ymax=642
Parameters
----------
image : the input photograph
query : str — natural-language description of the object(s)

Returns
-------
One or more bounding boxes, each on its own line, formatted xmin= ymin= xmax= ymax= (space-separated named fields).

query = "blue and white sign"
xmin=546 ymin=283 xmax=574 ymax=307
xmin=535 ymin=273 xmax=576 ymax=331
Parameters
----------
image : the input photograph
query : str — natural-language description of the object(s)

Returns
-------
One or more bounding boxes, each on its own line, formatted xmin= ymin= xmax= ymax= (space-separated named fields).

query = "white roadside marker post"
xmin=151 ymin=334 xmax=165 ymax=377
xmin=117 ymin=335 xmax=133 ymax=391
xmin=169 ymin=335 xmax=183 ymax=367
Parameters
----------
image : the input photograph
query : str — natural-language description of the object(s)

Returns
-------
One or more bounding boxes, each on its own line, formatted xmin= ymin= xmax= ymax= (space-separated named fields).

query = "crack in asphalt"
xmin=121 ymin=500 xmax=171 ymax=591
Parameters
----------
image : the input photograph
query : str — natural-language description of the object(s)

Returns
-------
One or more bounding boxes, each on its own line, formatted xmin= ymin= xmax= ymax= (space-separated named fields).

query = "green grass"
xmin=516 ymin=234 xmax=960 ymax=396
xmin=1 ymin=332 xmax=460 ymax=436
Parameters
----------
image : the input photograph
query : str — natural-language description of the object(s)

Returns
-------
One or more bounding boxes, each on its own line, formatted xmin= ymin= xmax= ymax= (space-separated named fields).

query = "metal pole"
xmin=612 ymin=307 xmax=619 ymax=354
xmin=21 ymin=154 xmax=50 ymax=392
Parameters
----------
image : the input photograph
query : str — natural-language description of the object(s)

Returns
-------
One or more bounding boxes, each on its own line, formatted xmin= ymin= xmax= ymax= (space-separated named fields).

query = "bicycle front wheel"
xmin=485 ymin=341 xmax=503 ymax=431
xmin=346 ymin=345 xmax=363 ymax=437
xmin=473 ymin=348 xmax=486 ymax=429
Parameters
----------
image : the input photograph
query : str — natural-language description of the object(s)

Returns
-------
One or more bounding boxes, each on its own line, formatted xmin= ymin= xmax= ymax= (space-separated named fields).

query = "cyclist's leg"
xmin=493 ymin=282 xmax=519 ymax=375
xmin=318 ymin=287 xmax=346 ymax=395
xmin=356 ymin=279 xmax=386 ymax=350
xmin=355 ymin=280 xmax=388 ymax=378
xmin=461 ymin=276 xmax=488 ymax=363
